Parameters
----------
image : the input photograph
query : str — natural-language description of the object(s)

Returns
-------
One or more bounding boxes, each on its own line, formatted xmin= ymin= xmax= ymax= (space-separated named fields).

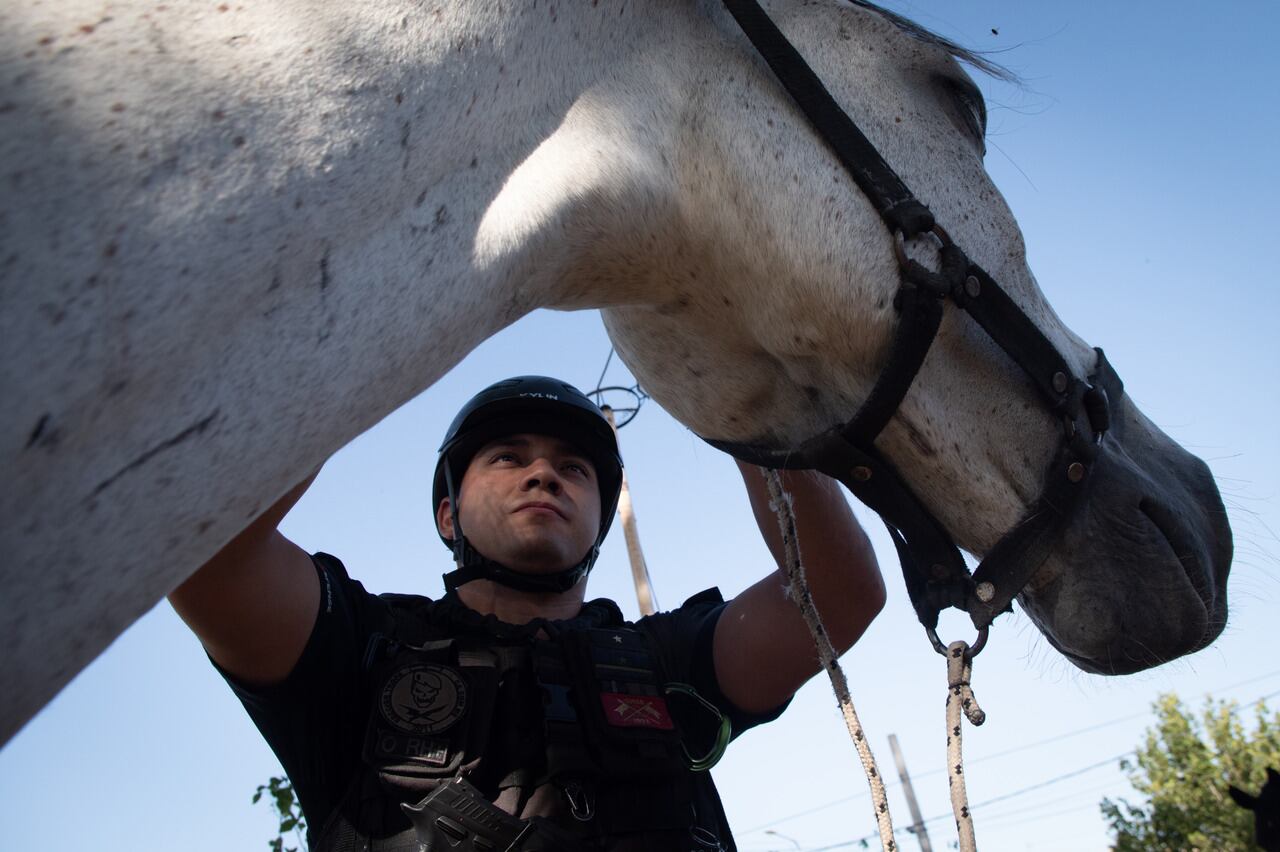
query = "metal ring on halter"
xmin=926 ymin=625 xmax=989 ymax=658
xmin=892 ymin=224 xmax=952 ymax=270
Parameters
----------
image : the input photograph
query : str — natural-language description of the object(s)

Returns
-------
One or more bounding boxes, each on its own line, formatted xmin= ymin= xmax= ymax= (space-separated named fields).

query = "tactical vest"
xmin=312 ymin=577 xmax=732 ymax=852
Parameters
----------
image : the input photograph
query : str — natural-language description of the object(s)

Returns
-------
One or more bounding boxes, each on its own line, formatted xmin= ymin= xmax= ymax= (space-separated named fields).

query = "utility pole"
xmin=888 ymin=733 xmax=933 ymax=852
xmin=601 ymin=406 xmax=657 ymax=615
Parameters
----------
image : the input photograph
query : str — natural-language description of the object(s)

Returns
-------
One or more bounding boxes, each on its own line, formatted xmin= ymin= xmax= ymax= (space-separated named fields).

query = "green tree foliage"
xmin=1101 ymin=693 xmax=1280 ymax=851
xmin=253 ymin=775 xmax=307 ymax=852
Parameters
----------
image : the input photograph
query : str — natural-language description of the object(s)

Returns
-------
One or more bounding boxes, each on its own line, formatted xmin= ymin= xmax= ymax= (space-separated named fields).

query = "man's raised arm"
xmin=713 ymin=463 xmax=885 ymax=715
xmin=168 ymin=471 xmax=321 ymax=686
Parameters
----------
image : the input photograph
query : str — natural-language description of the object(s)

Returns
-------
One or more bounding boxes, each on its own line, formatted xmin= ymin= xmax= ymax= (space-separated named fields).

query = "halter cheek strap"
xmin=708 ymin=0 xmax=1125 ymax=636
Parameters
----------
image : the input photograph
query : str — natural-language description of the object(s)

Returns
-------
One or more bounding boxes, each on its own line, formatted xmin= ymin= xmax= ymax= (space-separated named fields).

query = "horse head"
xmin=1230 ymin=768 xmax=1280 ymax=852
xmin=599 ymin=1 xmax=1231 ymax=674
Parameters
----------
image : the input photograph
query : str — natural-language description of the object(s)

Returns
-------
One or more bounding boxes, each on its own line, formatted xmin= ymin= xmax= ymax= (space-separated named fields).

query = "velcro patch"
xmin=600 ymin=693 xmax=674 ymax=730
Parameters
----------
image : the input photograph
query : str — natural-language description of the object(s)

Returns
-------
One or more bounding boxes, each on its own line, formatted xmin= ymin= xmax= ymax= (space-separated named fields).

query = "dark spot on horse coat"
xmin=432 ymin=205 xmax=450 ymax=232
xmin=232 ymin=135 xmax=245 ymax=147
xmin=26 ymin=414 xmax=51 ymax=449
xmin=89 ymin=410 xmax=220 ymax=499
xmin=102 ymin=242 xmax=118 ymax=258
xmin=415 ymin=188 xmax=428 ymax=207
xmin=197 ymin=519 xmax=214 ymax=535
xmin=901 ymin=419 xmax=937 ymax=457
xmin=802 ymin=385 xmax=822 ymax=404
xmin=318 ymin=249 xmax=330 ymax=291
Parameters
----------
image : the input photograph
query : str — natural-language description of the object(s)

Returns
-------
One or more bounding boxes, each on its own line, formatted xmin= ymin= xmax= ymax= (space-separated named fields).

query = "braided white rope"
xmin=945 ymin=640 xmax=986 ymax=852
xmin=761 ymin=468 xmax=897 ymax=852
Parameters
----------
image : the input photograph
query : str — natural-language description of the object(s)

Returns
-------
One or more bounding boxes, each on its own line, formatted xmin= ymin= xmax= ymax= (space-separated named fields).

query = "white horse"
xmin=0 ymin=0 xmax=1231 ymax=744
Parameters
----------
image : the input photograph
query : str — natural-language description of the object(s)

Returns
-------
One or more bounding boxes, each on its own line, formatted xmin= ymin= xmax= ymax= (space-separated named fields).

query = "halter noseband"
xmin=707 ymin=0 xmax=1125 ymax=648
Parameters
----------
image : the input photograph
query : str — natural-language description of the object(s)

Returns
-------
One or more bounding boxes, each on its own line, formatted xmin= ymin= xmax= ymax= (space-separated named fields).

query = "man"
xmin=171 ymin=376 xmax=884 ymax=851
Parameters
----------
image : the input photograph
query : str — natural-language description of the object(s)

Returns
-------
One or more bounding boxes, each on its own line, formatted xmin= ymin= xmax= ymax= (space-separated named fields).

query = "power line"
xmin=739 ymin=670 xmax=1280 ymax=836
xmin=976 ymin=801 xmax=1104 ymax=833
xmin=808 ymin=753 xmax=1130 ymax=851
xmin=593 ymin=347 xmax=615 ymax=394
xmin=792 ymin=683 xmax=1280 ymax=850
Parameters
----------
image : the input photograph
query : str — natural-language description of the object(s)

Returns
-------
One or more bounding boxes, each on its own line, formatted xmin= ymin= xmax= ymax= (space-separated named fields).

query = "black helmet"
xmin=432 ymin=376 xmax=624 ymax=593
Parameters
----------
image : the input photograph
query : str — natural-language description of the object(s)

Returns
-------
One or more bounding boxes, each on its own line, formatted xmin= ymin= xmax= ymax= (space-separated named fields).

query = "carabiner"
xmin=664 ymin=683 xmax=732 ymax=772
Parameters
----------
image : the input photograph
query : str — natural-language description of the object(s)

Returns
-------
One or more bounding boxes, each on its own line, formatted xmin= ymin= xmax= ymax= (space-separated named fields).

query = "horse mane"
xmin=849 ymin=1 xmax=1015 ymax=81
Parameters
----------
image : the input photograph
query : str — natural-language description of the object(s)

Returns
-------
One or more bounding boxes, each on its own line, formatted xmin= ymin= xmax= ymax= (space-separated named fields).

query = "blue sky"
xmin=2 ymin=3 xmax=1277 ymax=851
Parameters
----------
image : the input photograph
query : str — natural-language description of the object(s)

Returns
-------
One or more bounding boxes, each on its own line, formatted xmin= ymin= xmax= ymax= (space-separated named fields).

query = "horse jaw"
xmin=604 ymin=1 xmax=1231 ymax=674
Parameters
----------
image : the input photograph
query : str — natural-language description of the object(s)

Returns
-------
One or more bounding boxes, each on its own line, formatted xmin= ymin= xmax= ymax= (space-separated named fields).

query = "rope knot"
xmin=945 ymin=641 xmax=986 ymax=726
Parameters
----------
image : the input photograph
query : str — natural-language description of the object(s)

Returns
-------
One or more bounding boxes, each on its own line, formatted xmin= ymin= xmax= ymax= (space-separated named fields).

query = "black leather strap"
xmin=709 ymin=0 xmax=1125 ymax=636
xmin=720 ymin=0 xmax=934 ymax=237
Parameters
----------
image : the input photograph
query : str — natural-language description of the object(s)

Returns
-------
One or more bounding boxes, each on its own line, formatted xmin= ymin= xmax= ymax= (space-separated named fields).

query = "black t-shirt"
xmin=220 ymin=554 xmax=786 ymax=850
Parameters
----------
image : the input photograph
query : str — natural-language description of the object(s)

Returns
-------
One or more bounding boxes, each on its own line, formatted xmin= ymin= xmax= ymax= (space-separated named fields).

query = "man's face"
xmin=437 ymin=433 xmax=602 ymax=577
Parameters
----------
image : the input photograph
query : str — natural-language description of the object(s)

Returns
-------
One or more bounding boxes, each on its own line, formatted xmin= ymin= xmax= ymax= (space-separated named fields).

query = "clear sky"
xmin=2 ymin=3 xmax=1277 ymax=851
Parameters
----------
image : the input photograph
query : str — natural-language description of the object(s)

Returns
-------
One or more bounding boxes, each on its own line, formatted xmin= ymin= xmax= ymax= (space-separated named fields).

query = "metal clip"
xmin=563 ymin=781 xmax=595 ymax=822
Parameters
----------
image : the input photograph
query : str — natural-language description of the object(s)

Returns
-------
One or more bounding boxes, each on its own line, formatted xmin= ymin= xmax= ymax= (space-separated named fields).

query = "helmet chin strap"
xmin=440 ymin=464 xmax=599 ymax=595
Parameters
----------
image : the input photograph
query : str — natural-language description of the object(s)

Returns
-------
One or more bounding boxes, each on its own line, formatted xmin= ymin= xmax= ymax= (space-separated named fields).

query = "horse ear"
xmin=1268 ymin=767 xmax=1280 ymax=784
xmin=1229 ymin=784 xmax=1258 ymax=810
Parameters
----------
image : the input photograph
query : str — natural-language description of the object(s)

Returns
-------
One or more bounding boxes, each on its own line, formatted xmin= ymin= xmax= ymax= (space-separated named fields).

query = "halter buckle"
xmin=892 ymin=224 xmax=952 ymax=267
xmin=1083 ymin=384 xmax=1111 ymax=443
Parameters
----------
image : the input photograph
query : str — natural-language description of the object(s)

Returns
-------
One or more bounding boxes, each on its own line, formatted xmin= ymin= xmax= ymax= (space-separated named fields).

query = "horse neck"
xmin=0 ymin=0 xmax=694 ymax=744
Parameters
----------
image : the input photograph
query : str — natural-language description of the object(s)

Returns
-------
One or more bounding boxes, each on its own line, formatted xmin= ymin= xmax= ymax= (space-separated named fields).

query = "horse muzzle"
xmin=1017 ymin=406 xmax=1232 ymax=675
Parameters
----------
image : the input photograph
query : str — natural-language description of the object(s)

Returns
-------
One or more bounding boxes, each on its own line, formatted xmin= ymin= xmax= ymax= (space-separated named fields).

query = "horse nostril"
xmin=1140 ymin=497 xmax=1211 ymax=610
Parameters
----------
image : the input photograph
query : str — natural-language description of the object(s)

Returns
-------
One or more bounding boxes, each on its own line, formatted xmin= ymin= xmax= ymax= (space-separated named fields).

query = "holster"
xmin=403 ymin=777 xmax=589 ymax=852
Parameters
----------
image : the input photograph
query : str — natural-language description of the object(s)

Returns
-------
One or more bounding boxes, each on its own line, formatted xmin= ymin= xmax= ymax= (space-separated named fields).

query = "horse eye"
xmin=942 ymin=77 xmax=988 ymax=154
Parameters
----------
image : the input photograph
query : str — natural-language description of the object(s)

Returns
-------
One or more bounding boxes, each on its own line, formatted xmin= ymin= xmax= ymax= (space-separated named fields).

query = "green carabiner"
xmin=664 ymin=682 xmax=732 ymax=772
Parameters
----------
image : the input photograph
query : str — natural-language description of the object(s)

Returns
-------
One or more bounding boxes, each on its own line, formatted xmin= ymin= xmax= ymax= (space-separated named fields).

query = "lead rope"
xmin=945 ymin=641 xmax=985 ymax=852
xmin=761 ymin=468 xmax=897 ymax=852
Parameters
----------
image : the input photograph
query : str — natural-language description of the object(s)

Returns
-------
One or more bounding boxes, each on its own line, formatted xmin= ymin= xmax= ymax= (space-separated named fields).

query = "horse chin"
xmin=1013 ymin=412 xmax=1232 ymax=675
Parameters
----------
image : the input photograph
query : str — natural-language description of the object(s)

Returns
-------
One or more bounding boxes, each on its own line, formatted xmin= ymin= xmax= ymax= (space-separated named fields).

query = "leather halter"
xmin=708 ymin=0 xmax=1125 ymax=646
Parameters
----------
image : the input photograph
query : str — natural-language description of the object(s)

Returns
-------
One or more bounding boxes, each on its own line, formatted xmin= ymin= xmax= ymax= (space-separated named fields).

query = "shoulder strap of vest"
xmin=680 ymin=587 xmax=725 ymax=608
xmin=373 ymin=593 xmax=438 ymax=649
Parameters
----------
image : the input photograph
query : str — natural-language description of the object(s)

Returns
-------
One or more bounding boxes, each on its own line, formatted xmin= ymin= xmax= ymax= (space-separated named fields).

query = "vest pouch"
xmin=567 ymin=628 xmax=687 ymax=780
xmin=363 ymin=639 xmax=500 ymax=785
xmin=533 ymin=629 xmax=696 ymax=842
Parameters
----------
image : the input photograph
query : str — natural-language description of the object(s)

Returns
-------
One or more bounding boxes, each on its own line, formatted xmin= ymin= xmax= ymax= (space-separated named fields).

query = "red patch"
xmin=600 ymin=693 xmax=674 ymax=730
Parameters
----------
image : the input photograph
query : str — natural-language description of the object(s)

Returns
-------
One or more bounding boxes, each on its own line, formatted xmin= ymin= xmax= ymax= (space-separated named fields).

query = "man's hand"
xmin=713 ymin=463 xmax=885 ymax=715
xmin=169 ymin=471 xmax=322 ymax=685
